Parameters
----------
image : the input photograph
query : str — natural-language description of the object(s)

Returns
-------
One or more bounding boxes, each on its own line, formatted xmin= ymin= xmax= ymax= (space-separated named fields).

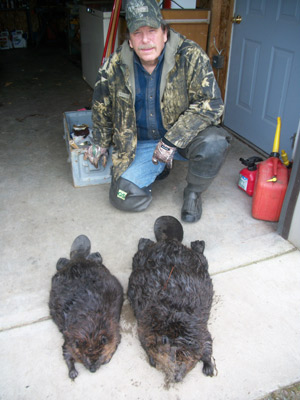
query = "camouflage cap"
xmin=125 ymin=0 xmax=163 ymax=33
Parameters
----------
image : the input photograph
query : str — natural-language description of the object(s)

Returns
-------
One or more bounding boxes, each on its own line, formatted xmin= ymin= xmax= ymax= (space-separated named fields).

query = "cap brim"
xmin=128 ymin=18 xmax=161 ymax=33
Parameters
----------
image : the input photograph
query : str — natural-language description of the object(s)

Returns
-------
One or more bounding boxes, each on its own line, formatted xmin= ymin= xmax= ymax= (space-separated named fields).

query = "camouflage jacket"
xmin=92 ymin=29 xmax=224 ymax=181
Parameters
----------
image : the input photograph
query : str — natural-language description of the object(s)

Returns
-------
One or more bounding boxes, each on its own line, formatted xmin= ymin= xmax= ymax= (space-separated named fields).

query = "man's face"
xmin=129 ymin=26 xmax=167 ymax=67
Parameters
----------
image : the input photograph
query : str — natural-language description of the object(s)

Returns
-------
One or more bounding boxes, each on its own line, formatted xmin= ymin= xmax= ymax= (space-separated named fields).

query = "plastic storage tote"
xmin=63 ymin=110 xmax=112 ymax=187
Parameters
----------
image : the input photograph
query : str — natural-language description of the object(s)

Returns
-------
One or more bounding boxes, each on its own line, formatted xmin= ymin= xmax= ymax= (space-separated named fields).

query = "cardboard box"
xmin=63 ymin=110 xmax=112 ymax=187
xmin=0 ymin=31 xmax=12 ymax=50
xmin=11 ymin=30 xmax=27 ymax=48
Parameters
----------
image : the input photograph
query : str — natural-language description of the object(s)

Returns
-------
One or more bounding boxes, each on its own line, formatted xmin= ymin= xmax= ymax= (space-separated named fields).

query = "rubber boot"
xmin=179 ymin=126 xmax=231 ymax=223
xmin=181 ymin=182 xmax=211 ymax=223
xmin=109 ymin=177 xmax=152 ymax=212
xmin=155 ymin=166 xmax=170 ymax=181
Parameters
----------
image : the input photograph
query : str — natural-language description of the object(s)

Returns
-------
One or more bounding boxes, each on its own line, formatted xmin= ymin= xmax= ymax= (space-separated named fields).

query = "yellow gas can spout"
xmin=271 ymin=117 xmax=281 ymax=157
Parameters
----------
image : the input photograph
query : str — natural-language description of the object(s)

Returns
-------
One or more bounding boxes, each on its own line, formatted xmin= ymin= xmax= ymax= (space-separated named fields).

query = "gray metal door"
xmin=224 ymin=0 xmax=300 ymax=159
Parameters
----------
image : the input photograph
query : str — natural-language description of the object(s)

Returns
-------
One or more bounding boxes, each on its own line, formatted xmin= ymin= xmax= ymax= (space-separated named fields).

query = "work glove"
xmin=152 ymin=140 xmax=176 ymax=169
xmin=84 ymin=145 xmax=109 ymax=168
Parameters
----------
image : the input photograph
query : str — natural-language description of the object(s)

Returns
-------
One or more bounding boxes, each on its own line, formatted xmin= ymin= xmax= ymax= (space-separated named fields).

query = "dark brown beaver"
xmin=127 ymin=216 xmax=214 ymax=383
xmin=49 ymin=235 xmax=123 ymax=380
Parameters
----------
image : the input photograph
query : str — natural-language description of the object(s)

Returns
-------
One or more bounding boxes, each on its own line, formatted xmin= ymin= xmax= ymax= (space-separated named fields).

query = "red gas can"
xmin=238 ymin=156 xmax=263 ymax=196
xmin=252 ymin=157 xmax=288 ymax=222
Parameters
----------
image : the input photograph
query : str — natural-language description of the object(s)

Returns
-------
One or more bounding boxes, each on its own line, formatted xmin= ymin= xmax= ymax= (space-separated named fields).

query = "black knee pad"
xmin=109 ymin=177 xmax=152 ymax=212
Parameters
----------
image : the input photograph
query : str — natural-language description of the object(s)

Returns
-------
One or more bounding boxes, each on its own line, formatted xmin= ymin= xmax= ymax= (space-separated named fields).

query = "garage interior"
xmin=1 ymin=1 xmax=300 ymax=399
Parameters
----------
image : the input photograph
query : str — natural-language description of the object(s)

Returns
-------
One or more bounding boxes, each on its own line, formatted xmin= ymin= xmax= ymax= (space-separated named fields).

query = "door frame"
xmin=278 ymin=123 xmax=300 ymax=244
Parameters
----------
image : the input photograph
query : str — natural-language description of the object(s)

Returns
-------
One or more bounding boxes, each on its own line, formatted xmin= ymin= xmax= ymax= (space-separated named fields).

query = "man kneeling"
xmin=86 ymin=0 xmax=232 ymax=223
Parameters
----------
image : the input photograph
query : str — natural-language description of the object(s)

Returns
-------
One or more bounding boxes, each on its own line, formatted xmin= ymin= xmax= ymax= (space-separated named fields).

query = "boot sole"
xmin=181 ymin=212 xmax=201 ymax=223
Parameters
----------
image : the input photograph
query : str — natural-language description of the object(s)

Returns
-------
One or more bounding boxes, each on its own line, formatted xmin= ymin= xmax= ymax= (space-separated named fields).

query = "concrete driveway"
xmin=0 ymin=47 xmax=299 ymax=400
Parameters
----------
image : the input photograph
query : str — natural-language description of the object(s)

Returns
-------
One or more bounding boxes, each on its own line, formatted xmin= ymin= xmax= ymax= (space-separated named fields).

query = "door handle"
xmin=232 ymin=15 xmax=242 ymax=24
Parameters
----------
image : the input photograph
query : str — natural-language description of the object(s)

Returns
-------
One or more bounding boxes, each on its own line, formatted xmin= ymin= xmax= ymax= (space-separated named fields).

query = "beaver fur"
xmin=49 ymin=235 xmax=123 ymax=380
xmin=127 ymin=216 xmax=214 ymax=383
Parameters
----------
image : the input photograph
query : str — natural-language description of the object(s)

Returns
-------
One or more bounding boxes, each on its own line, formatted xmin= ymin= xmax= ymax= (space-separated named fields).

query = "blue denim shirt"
xmin=134 ymin=49 xmax=167 ymax=141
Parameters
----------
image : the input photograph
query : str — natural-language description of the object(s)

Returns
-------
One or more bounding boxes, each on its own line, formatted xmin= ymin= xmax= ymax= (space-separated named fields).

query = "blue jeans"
xmin=121 ymin=140 xmax=186 ymax=188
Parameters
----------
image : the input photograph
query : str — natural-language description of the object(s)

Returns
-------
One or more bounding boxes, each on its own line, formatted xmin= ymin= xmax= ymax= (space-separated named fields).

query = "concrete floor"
xmin=0 ymin=47 xmax=299 ymax=400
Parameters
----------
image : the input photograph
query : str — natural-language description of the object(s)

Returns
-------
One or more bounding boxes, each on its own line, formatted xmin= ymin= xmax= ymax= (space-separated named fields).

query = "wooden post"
xmin=206 ymin=0 xmax=235 ymax=100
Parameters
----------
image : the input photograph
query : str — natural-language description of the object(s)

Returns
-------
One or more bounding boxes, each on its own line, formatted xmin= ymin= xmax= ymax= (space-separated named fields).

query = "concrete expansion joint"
xmin=0 ymin=249 xmax=297 ymax=334
xmin=0 ymin=316 xmax=51 ymax=334
xmin=211 ymin=247 xmax=298 ymax=276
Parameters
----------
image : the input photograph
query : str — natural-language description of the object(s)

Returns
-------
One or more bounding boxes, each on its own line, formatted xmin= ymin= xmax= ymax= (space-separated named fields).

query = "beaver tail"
xmin=70 ymin=235 xmax=91 ymax=259
xmin=154 ymin=216 xmax=184 ymax=242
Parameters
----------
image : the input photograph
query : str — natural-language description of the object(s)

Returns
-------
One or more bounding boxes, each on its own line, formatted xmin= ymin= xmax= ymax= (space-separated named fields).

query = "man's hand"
xmin=152 ymin=140 xmax=176 ymax=168
xmin=84 ymin=145 xmax=109 ymax=168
